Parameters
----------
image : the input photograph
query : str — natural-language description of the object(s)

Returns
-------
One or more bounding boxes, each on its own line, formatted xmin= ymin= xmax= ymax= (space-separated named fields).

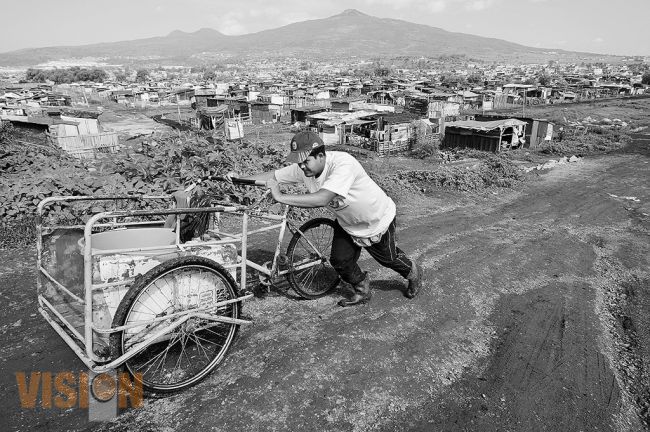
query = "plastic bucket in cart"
xmin=79 ymin=227 xmax=177 ymax=256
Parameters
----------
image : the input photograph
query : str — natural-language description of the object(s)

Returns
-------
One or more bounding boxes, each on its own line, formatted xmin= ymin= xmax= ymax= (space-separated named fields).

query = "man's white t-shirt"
xmin=274 ymin=151 xmax=396 ymax=239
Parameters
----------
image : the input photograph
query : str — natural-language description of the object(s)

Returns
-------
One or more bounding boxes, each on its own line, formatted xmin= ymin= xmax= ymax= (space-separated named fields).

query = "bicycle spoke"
xmin=287 ymin=220 xmax=338 ymax=298
xmin=116 ymin=260 xmax=241 ymax=391
xmin=187 ymin=331 xmax=213 ymax=362
xmin=140 ymin=331 xmax=183 ymax=379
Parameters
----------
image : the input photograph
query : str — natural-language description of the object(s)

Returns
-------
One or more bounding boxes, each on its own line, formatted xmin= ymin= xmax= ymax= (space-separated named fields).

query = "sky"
xmin=1 ymin=0 xmax=648 ymax=56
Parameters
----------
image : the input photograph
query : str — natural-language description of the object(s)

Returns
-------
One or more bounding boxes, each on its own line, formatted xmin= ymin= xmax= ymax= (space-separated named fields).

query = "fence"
xmin=370 ymin=138 xmax=412 ymax=156
xmin=54 ymin=132 xmax=119 ymax=159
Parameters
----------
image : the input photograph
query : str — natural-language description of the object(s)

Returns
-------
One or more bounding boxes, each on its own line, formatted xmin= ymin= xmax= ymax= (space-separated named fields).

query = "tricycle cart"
xmin=37 ymin=182 xmax=337 ymax=394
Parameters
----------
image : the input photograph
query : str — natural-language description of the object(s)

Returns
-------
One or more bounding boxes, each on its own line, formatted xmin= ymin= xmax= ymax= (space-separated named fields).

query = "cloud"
xmin=361 ymin=0 xmax=447 ymax=12
xmin=593 ymin=37 xmax=604 ymax=43
xmin=361 ymin=0 xmax=503 ymax=13
xmin=278 ymin=12 xmax=319 ymax=26
xmin=428 ymin=1 xmax=447 ymax=12
xmin=362 ymin=0 xmax=416 ymax=9
xmin=212 ymin=12 xmax=247 ymax=35
xmin=464 ymin=0 xmax=498 ymax=11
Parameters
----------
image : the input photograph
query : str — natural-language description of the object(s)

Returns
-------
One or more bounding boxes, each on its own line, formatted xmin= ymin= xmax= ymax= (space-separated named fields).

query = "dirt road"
xmin=1 ymin=137 xmax=648 ymax=431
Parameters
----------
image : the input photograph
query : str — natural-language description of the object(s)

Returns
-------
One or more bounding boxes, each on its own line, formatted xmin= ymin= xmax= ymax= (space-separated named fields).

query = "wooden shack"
xmin=442 ymin=118 xmax=527 ymax=152
xmin=474 ymin=113 xmax=554 ymax=148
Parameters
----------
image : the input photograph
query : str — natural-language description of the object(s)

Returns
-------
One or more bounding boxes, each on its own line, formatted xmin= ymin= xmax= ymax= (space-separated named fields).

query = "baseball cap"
xmin=286 ymin=131 xmax=324 ymax=163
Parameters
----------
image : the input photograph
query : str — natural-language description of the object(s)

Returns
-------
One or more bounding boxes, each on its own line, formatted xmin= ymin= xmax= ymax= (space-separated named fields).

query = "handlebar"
xmin=184 ymin=176 xmax=267 ymax=193
xmin=179 ymin=175 xmax=275 ymax=213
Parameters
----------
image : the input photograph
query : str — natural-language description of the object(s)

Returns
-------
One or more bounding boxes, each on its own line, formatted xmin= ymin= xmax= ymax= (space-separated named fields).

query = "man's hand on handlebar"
xmin=265 ymin=179 xmax=281 ymax=201
xmin=172 ymin=190 xmax=191 ymax=207
xmin=224 ymin=171 xmax=239 ymax=184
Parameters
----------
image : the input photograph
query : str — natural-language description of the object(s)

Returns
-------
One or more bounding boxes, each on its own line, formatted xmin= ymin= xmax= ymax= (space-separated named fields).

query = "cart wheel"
xmin=286 ymin=218 xmax=339 ymax=299
xmin=110 ymin=256 xmax=240 ymax=394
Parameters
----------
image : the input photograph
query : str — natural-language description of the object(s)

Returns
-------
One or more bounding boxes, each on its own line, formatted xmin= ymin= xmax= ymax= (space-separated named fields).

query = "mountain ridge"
xmin=0 ymin=9 xmax=615 ymax=66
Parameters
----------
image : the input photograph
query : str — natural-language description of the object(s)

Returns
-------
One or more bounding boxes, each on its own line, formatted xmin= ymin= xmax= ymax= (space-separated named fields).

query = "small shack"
xmin=196 ymin=105 xmax=228 ymax=130
xmin=442 ymin=119 xmax=527 ymax=152
xmin=362 ymin=112 xmax=423 ymax=156
xmin=329 ymin=96 xmax=368 ymax=112
xmin=474 ymin=114 xmax=554 ymax=148
xmin=290 ymin=105 xmax=329 ymax=124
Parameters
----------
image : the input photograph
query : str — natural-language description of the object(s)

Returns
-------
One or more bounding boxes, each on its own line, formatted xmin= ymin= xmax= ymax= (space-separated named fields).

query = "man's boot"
xmin=405 ymin=261 xmax=423 ymax=299
xmin=338 ymin=272 xmax=371 ymax=307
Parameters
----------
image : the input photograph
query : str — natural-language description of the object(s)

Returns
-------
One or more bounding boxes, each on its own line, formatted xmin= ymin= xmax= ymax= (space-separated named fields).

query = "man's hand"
xmin=266 ymin=179 xmax=282 ymax=201
xmin=224 ymin=171 xmax=239 ymax=184
xmin=172 ymin=190 xmax=191 ymax=207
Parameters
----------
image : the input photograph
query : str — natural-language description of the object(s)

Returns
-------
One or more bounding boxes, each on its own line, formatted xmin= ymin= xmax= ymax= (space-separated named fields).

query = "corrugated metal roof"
xmin=445 ymin=119 xmax=527 ymax=131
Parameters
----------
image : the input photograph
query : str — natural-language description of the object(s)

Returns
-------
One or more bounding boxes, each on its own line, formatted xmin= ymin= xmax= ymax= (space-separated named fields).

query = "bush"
xmin=410 ymin=142 xmax=438 ymax=159
xmin=539 ymin=126 xmax=630 ymax=155
xmin=0 ymin=130 xmax=288 ymax=248
xmin=383 ymin=154 xmax=523 ymax=192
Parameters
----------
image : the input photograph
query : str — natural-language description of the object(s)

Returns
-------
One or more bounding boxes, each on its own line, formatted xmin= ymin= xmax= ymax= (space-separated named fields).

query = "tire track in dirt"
xmin=377 ymin=155 xmax=649 ymax=431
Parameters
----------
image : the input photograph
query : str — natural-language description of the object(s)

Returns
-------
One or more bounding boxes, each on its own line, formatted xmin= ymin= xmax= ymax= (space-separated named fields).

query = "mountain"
xmin=0 ymin=9 xmax=611 ymax=66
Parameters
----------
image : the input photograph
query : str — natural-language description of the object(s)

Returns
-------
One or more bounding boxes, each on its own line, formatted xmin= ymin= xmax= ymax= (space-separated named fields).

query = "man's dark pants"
xmin=330 ymin=218 xmax=413 ymax=286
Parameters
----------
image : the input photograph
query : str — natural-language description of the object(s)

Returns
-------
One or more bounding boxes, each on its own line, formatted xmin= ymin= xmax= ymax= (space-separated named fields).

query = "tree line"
xmin=24 ymin=67 xmax=107 ymax=84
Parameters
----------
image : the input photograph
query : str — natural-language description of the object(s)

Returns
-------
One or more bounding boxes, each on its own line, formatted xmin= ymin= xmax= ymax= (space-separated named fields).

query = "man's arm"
xmin=239 ymin=170 xmax=277 ymax=182
xmin=268 ymin=182 xmax=337 ymax=208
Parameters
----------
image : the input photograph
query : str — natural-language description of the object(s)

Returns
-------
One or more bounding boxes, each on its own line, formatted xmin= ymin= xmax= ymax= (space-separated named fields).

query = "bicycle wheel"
xmin=286 ymin=218 xmax=339 ymax=299
xmin=109 ymin=256 xmax=241 ymax=394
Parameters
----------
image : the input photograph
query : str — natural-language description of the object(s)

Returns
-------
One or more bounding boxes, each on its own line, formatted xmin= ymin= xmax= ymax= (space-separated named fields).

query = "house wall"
xmin=319 ymin=125 xmax=341 ymax=145
xmin=442 ymin=128 xmax=502 ymax=152
xmin=428 ymin=101 xmax=460 ymax=119
xmin=61 ymin=116 xmax=99 ymax=135
xmin=51 ymin=123 xmax=80 ymax=137
xmin=388 ymin=123 xmax=410 ymax=145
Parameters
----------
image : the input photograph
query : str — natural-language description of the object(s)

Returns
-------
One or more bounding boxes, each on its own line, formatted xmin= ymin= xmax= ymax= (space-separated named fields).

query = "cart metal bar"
xmin=292 ymin=226 xmax=326 ymax=260
xmin=180 ymin=237 xmax=243 ymax=247
xmin=94 ymin=314 xmax=194 ymax=371
xmin=246 ymin=213 xmax=285 ymax=222
xmin=270 ymin=205 xmax=290 ymax=276
xmin=84 ymin=215 xmax=95 ymax=362
xmin=246 ymin=259 xmax=271 ymax=275
xmin=243 ymin=223 xmax=287 ymax=236
xmin=91 ymin=278 xmax=136 ymax=291
xmin=97 ymin=308 xmax=254 ymax=372
xmin=41 ymin=305 xmax=216 ymax=372
xmin=36 ymin=209 xmax=44 ymax=299
xmin=39 ymin=306 xmax=97 ymax=370
xmin=277 ymin=259 xmax=323 ymax=275
xmin=89 ymin=242 xmax=191 ymax=256
xmin=39 ymin=195 xmax=171 ymax=205
xmin=88 ymin=236 xmax=243 ymax=256
xmin=39 ymin=296 xmax=85 ymax=344
xmin=207 ymin=230 xmax=239 ymax=239
xmin=240 ymin=212 xmax=249 ymax=295
xmin=41 ymin=220 xmax=166 ymax=231
xmin=92 ymin=294 xmax=253 ymax=334
xmin=192 ymin=313 xmax=252 ymax=326
xmin=91 ymin=206 xmax=245 ymax=219
xmin=204 ymin=222 xmax=286 ymax=241
xmin=37 ymin=195 xmax=172 ymax=222
xmin=39 ymin=266 xmax=85 ymax=304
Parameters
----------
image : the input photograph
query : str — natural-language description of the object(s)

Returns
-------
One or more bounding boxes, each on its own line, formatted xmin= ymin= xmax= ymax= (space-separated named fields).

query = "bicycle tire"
xmin=109 ymin=256 xmax=241 ymax=394
xmin=285 ymin=218 xmax=339 ymax=299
